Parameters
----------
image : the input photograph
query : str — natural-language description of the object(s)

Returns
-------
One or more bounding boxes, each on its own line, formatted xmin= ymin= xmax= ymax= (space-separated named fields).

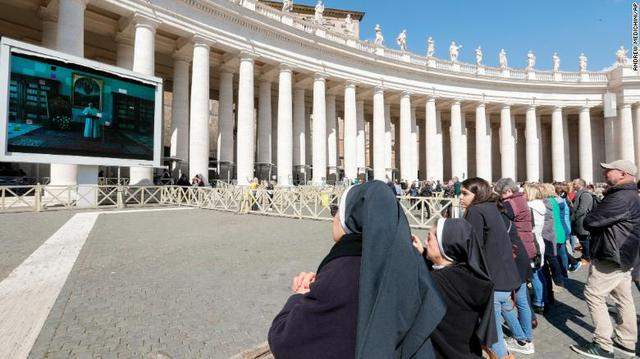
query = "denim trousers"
xmin=502 ymin=282 xmax=533 ymax=342
xmin=556 ymin=243 xmax=569 ymax=279
xmin=531 ymin=268 xmax=545 ymax=307
xmin=491 ymin=290 xmax=513 ymax=357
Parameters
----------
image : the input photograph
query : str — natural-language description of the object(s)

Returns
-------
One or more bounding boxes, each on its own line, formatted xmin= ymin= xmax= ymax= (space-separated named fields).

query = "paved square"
xmin=0 ymin=208 xmax=637 ymax=358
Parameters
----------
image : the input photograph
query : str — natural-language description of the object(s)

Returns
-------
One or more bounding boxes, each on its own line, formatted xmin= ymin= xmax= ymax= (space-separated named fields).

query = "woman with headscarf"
xmin=411 ymin=218 xmax=497 ymax=359
xmin=268 ymin=181 xmax=446 ymax=358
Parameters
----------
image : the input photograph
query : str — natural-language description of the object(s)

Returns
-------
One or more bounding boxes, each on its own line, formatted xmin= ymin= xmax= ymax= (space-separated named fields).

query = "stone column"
xmin=115 ymin=35 xmax=134 ymax=70
xmin=169 ymin=53 xmax=191 ymax=175
xmin=475 ymin=102 xmax=492 ymax=182
xmin=188 ymin=38 xmax=211 ymax=183
xmin=400 ymin=92 xmax=413 ymax=181
xmin=634 ymin=103 xmax=640 ymax=169
xmin=450 ymin=100 xmax=466 ymax=180
xmin=217 ymin=71 xmax=234 ymax=176
xmin=411 ymin=105 xmax=419 ymax=181
xmin=551 ymin=106 xmax=566 ymax=182
xmin=293 ymin=87 xmax=306 ymax=172
xmin=343 ymin=82 xmax=357 ymax=179
xmin=312 ymin=74 xmax=327 ymax=184
xmin=40 ymin=7 xmax=58 ymax=49
xmin=620 ymin=103 xmax=635 ymax=163
xmin=257 ymin=80 xmax=272 ymax=165
xmin=500 ymin=105 xmax=516 ymax=179
xmin=384 ymin=103 xmax=393 ymax=178
xmin=236 ymin=52 xmax=257 ymax=185
xmin=525 ymin=105 xmax=540 ymax=182
xmin=277 ymin=64 xmax=293 ymax=186
xmin=373 ymin=87 xmax=386 ymax=180
xmin=50 ymin=0 xmax=87 ymax=186
xmin=327 ymin=95 xmax=338 ymax=177
xmin=563 ymin=113 xmax=571 ymax=180
xmin=579 ymin=106 xmax=594 ymax=184
xmin=425 ymin=97 xmax=443 ymax=181
xmin=56 ymin=0 xmax=85 ymax=55
xmin=129 ymin=14 xmax=159 ymax=184
xmin=356 ymin=100 xmax=366 ymax=174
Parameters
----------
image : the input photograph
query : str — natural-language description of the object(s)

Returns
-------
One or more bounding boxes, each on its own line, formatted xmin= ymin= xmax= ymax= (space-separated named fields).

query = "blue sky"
xmin=295 ymin=0 xmax=629 ymax=71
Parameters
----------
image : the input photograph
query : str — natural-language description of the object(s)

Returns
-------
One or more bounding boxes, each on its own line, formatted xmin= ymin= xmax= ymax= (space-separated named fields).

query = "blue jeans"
xmin=502 ymin=283 xmax=533 ymax=342
xmin=531 ymin=268 xmax=545 ymax=307
xmin=557 ymin=243 xmax=569 ymax=279
xmin=491 ymin=291 xmax=512 ymax=358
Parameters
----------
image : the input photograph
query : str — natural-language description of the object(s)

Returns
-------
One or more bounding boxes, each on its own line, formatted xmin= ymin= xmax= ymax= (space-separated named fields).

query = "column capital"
xmin=239 ymin=50 xmax=259 ymax=62
xmin=344 ymin=80 xmax=357 ymax=90
xmin=191 ymin=34 xmax=215 ymax=48
xmin=132 ymin=12 xmax=161 ymax=32
xmin=314 ymin=72 xmax=329 ymax=81
xmin=374 ymin=86 xmax=384 ymax=94
xmin=401 ymin=90 xmax=412 ymax=98
xmin=580 ymin=105 xmax=592 ymax=112
xmin=552 ymin=105 xmax=564 ymax=111
xmin=172 ymin=51 xmax=191 ymax=62
xmin=279 ymin=62 xmax=295 ymax=73
xmin=527 ymin=104 xmax=537 ymax=111
xmin=427 ymin=96 xmax=437 ymax=103
xmin=115 ymin=31 xmax=134 ymax=46
xmin=501 ymin=103 xmax=511 ymax=110
xmin=621 ymin=102 xmax=633 ymax=109
xmin=451 ymin=99 xmax=462 ymax=106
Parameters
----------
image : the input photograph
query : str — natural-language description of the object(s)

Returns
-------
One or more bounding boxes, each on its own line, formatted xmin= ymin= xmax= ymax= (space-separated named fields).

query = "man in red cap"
xmin=571 ymin=160 xmax=640 ymax=359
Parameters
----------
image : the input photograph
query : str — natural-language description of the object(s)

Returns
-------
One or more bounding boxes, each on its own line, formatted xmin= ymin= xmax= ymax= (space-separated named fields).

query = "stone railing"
xmin=233 ymin=0 xmax=613 ymax=84
xmin=0 ymin=184 xmax=460 ymax=228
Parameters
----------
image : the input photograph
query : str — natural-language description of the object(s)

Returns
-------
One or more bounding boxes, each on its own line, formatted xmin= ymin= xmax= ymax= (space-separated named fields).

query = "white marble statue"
xmin=449 ymin=41 xmax=462 ymax=62
xmin=475 ymin=46 xmax=483 ymax=65
xmin=617 ymin=46 xmax=629 ymax=65
xmin=344 ymin=14 xmax=354 ymax=35
xmin=396 ymin=30 xmax=408 ymax=52
xmin=579 ymin=52 xmax=588 ymax=72
xmin=552 ymin=52 xmax=560 ymax=72
xmin=499 ymin=49 xmax=508 ymax=69
xmin=374 ymin=24 xmax=384 ymax=46
xmin=314 ymin=0 xmax=324 ymax=25
xmin=426 ymin=36 xmax=435 ymax=57
xmin=282 ymin=0 xmax=293 ymax=12
xmin=526 ymin=50 xmax=536 ymax=70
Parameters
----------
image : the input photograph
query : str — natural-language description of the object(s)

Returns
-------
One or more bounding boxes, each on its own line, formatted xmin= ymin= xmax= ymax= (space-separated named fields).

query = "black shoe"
xmin=612 ymin=339 xmax=636 ymax=357
xmin=532 ymin=305 xmax=544 ymax=314
xmin=570 ymin=342 xmax=614 ymax=359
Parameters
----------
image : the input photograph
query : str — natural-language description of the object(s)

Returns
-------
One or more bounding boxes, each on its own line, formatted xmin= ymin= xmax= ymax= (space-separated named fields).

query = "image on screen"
xmin=6 ymin=52 xmax=156 ymax=160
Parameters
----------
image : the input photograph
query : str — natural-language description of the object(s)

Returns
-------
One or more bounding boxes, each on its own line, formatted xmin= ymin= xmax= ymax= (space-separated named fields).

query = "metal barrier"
xmin=0 ymin=184 xmax=460 ymax=228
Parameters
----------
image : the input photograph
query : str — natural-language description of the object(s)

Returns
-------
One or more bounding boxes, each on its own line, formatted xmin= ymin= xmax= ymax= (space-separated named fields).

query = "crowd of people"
xmin=267 ymin=159 xmax=640 ymax=359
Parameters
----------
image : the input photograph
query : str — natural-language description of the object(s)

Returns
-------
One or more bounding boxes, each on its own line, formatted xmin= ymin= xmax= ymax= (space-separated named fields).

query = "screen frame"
xmin=0 ymin=37 xmax=163 ymax=168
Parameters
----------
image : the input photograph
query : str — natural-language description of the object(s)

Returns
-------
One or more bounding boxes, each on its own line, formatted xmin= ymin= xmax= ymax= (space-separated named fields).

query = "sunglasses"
xmin=330 ymin=204 xmax=339 ymax=217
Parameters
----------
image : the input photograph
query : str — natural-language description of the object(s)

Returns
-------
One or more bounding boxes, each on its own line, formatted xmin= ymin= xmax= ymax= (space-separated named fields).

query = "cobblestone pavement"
xmin=0 ymin=209 xmax=637 ymax=358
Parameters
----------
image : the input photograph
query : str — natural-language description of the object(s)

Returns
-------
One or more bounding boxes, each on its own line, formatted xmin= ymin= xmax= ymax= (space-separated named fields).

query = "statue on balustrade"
xmin=617 ymin=46 xmax=629 ymax=65
xmin=552 ymin=52 xmax=560 ymax=72
xmin=344 ymin=14 xmax=354 ymax=36
xmin=374 ymin=24 xmax=384 ymax=46
xmin=449 ymin=41 xmax=462 ymax=62
xmin=426 ymin=36 xmax=435 ymax=57
xmin=282 ymin=0 xmax=293 ymax=12
xmin=499 ymin=49 xmax=508 ymax=69
xmin=396 ymin=30 xmax=408 ymax=52
xmin=579 ymin=53 xmax=588 ymax=72
xmin=526 ymin=50 xmax=536 ymax=70
xmin=314 ymin=0 xmax=324 ymax=25
xmin=475 ymin=46 xmax=483 ymax=66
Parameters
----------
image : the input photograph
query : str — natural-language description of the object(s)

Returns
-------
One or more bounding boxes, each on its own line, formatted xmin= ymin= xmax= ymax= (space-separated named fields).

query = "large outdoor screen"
xmin=0 ymin=38 xmax=162 ymax=167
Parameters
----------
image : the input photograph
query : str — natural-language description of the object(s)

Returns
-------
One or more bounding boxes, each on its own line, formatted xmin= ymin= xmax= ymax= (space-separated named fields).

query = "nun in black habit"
xmin=412 ymin=218 xmax=498 ymax=359
xmin=268 ymin=180 xmax=446 ymax=359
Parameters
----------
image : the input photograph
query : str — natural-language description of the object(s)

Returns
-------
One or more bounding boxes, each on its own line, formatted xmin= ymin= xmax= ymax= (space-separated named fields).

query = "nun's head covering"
xmin=435 ymin=218 xmax=497 ymax=347
xmin=338 ymin=181 xmax=446 ymax=359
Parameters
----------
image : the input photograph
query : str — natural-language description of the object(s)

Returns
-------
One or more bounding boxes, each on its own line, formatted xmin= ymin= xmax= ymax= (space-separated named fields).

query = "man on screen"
xmin=82 ymin=103 xmax=99 ymax=139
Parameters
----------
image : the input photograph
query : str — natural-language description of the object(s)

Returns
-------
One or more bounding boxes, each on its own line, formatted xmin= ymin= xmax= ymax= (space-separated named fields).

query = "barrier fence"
xmin=0 ymin=185 xmax=460 ymax=228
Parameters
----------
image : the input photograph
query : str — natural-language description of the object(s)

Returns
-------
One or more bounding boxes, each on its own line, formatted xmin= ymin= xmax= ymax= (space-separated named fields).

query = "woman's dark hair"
xmin=461 ymin=177 xmax=494 ymax=206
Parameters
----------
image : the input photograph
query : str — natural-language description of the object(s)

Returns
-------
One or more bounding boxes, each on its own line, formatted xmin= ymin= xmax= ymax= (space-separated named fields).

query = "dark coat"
xmin=571 ymin=189 xmax=594 ymax=236
xmin=502 ymin=192 xmax=536 ymax=259
xmin=501 ymin=212 xmax=531 ymax=283
xmin=464 ymin=202 xmax=521 ymax=291
xmin=268 ymin=254 xmax=361 ymax=359
xmin=431 ymin=264 xmax=494 ymax=359
xmin=584 ymin=182 xmax=640 ymax=271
